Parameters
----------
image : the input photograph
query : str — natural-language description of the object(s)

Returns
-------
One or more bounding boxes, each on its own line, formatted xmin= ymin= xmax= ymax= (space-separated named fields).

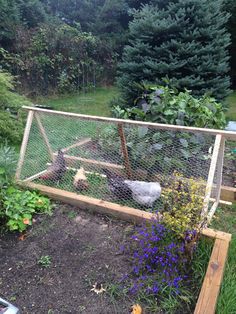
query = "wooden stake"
xmin=15 ymin=110 xmax=34 ymax=180
xmin=118 ymin=123 xmax=132 ymax=178
xmin=35 ymin=113 xmax=54 ymax=161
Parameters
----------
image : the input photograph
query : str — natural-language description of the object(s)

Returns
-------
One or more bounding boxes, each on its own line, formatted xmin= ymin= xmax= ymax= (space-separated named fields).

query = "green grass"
xmin=226 ymin=91 xmax=236 ymax=120
xmin=210 ymin=204 xmax=236 ymax=314
xmin=36 ymin=86 xmax=119 ymax=116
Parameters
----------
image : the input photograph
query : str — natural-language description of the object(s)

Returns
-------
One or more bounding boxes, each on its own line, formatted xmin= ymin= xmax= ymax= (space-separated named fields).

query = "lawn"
xmin=36 ymin=86 xmax=119 ymax=117
xmin=226 ymin=91 xmax=236 ymax=120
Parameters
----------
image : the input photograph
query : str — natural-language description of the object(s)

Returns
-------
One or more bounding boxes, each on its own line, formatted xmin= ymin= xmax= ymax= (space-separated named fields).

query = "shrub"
xmin=0 ymin=111 xmax=24 ymax=145
xmin=161 ymin=172 xmax=205 ymax=239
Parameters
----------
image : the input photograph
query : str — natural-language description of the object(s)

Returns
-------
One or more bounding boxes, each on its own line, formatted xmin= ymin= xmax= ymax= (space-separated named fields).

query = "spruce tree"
xmin=118 ymin=0 xmax=231 ymax=105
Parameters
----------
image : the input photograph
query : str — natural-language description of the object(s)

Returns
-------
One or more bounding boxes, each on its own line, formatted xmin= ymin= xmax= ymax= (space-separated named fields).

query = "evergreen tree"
xmin=118 ymin=0 xmax=231 ymax=105
xmin=225 ymin=0 xmax=236 ymax=87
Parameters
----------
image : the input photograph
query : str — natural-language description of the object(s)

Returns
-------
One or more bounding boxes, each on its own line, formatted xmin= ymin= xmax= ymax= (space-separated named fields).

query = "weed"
xmin=38 ymin=255 xmax=52 ymax=268
xmin=67 ymin=211 xmax=77 ymax=219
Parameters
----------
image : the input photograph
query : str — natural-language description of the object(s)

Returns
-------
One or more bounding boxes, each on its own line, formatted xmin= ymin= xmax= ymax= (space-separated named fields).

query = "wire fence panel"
xmin=19 ymin=109 xmax=221 ymax=213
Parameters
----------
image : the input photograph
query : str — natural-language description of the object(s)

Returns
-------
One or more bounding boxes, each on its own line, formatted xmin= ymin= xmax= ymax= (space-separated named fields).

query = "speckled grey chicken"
xmin=104 ymin=169 xmax=161 ymax=208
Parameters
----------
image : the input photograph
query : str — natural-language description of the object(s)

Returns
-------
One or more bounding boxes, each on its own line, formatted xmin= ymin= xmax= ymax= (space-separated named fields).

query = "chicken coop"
xmin=16 ymin=106 xmax=236 ymax=224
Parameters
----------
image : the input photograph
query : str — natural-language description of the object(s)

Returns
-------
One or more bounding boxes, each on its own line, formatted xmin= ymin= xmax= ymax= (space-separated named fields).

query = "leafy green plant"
xmin=38 ymin=255 xmax=52 ymax=268
xmin=114 ymin=85 xmax=226 ymax=129
xmin=1 ymin=188 xmax=51 ymax=232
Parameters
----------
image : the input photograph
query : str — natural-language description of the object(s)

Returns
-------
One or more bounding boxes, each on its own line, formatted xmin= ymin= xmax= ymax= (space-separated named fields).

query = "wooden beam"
xmin=201 ymin=228 xmax=232 ymax=242
xmin=17 ymin=180 xmax=232 ymax=242
xmin=118 ymin=123 xmax=132 ymax=178
xmin=62 ymin=138 xmax=91 ymax=153
xmin=53 ymin=153 xmax=124 ymax=171
xmin=35 ymin=113 xmax=54 ymax=161
xmin=220 ymin=185 xmax=236 ymax=202
xmin=207 ymin=202 xmax=220 ymax=223
xmin=202 ymin=135 xmax=222 ymax=217
xmin=22 ymin=106 xmax=236 ymax=140
xmin=194 ymin=237 xmax=230 ymax=314
xmin=19 ymin=182 xmax=159 ymax=224
xmin=22 ymin=169 xmax=48 ymax=182
xmin=15 ymin=110 xmax=34 ymax=180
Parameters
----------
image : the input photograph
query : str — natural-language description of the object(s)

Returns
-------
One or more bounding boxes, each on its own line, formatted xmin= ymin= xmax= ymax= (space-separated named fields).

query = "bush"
xmin=0 ymin=70 xmax=30 ymax=111
xmin=113 ymin=85 xmax=226 ymax=129
xmin=0 ymin=111 xmax=24 ymax=145
xmin=161 ymin=172 xmax=205 ymax=238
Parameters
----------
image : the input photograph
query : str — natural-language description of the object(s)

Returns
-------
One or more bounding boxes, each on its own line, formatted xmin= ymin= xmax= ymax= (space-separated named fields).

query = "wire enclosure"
xmin=16 ymin=107 xmax=235 ymax=222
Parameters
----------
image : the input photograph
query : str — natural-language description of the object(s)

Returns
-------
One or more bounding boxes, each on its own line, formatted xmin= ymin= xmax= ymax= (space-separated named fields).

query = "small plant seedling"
xmin=38 ymin=255 xmax=52 ymax=268
xmin=67 ymin=210 xmax=77 ymax=219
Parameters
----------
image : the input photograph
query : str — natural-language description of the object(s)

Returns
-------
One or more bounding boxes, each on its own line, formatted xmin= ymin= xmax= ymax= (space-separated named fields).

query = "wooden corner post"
xmin=15 ymin=110 xmax=34 ymax=180
xmin=202 ymin=134 xmax=222 ymax=218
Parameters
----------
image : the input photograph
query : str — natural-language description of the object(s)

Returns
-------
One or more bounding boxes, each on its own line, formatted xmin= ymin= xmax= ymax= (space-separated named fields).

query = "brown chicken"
xmin=73 ymin=167 xmax=89 ymax=191
xmin=39 ymin=149 xmax=66 ymax=182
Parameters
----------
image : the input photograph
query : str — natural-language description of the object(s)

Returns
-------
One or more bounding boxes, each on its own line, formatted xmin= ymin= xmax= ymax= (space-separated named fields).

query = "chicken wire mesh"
xmin=18 ymin=110 xmax=221 ymax=213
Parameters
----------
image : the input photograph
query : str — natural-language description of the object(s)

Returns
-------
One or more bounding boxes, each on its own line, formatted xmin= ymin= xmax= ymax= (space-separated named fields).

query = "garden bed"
xmin=0 ymin=202 xmax=226 ymax=314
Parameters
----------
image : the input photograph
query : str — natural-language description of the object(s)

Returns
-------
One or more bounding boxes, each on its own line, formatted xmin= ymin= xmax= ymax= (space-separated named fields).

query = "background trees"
xmin=118 ymin=0 xmax=231 ymax=106
xmin=0 ymin=0 xmax=235 ymax=99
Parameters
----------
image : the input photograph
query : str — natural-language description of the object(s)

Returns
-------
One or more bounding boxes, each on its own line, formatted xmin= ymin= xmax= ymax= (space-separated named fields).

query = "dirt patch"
xmin=0 ymin=204 xmax=134 ymax=314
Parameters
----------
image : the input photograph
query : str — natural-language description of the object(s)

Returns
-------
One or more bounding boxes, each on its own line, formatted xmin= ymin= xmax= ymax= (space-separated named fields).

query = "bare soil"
xmin=0 ymin=204 xmax=134 ymax=314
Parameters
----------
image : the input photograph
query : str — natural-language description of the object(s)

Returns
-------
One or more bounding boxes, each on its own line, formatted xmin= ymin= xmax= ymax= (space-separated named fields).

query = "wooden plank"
xmin=19 ymin=182 xmax=159 ymax=224
xmin=201 ymin=228 xmax=232 ymax=242
xmin=62 ymin=138 xmax=91 ymax=153
xmin=15 ymin=110 xmax=34 ymax=180
xmin=220 ymin=185 xmax=236 ymax=202
xmin=23 ymin=169 xmax=48 ymax=182
xmin=194 ymin=238 xmax=230 ymax=314
xmin=35 ymin=113 xmax=54 ymax=161
xmin=17 ymin=180 xmax=232 ymax=242
xmin=202 ymin=135 xmax=222 ymax=217
xmin=118 ymin=123 xmax=132 ymax=178
xmin=53 ymin=153 xmax=124 ymax=171
xmin=22 ymin=106 xmax=236 ymax=140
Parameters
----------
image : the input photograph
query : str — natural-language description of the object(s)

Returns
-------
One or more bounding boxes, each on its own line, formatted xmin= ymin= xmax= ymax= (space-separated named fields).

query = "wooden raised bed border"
xmin=18 ymin=181 xmax=232 ymax=314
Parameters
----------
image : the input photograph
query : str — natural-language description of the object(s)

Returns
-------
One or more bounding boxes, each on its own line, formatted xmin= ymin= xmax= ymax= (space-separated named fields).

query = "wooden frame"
xmin=18 ymin=181 xmax=232 ymax=314
xmin=16 ymin=107 xmax=235 ymax=313
xmin=18 ymin=107 xmax=236 ymax=210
